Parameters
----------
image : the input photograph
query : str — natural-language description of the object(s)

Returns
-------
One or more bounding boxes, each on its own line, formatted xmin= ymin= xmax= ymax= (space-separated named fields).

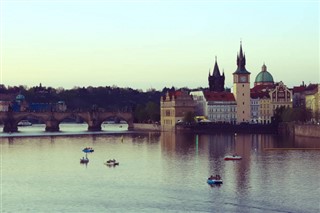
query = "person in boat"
xmin=208 ymin=175 xmax=214 ymax=180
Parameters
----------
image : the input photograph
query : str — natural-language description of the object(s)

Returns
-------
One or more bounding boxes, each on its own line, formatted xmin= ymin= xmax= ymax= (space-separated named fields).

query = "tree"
xmin=183 ymin=111 xmax=195 ymax=124
xmin=274 ymin=106 xmax=312 ymax=123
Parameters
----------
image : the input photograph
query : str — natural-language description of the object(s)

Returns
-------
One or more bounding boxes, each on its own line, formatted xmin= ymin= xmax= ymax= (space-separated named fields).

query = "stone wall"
xmin=133 ymin=123 xmax=161 ymax=131
xmin=295 ymin=124 xmax=320 ymax=138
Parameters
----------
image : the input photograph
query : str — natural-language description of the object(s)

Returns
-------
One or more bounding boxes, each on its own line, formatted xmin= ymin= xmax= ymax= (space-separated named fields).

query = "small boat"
xmin=82 ymin=147 xmax=94 ymax=153
xmin=17 ymin=120 xmax=32 ymax=126
xmin=207 ymin=179 xmax=223 ymax=184
xmin=207 ymin=175 xmax=223 ymax=184
xmin=80 ymin=157 xmax=89 ymax=164
xmin=224 ymin=155 xmax=242 ymax=160
xmin=104 ymin=159 xmax=119 ymax=166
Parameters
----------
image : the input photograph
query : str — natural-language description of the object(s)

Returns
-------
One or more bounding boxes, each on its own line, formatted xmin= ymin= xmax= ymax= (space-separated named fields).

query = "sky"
xmin=0 ymin=0 xmax=319 ymax=91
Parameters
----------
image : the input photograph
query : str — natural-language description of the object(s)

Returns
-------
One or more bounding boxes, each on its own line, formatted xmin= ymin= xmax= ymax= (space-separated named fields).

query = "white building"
xmin=190 ymin=91 xmax=207 ymax=117
xmin=204 ymin=91 xmax=237 ymax=123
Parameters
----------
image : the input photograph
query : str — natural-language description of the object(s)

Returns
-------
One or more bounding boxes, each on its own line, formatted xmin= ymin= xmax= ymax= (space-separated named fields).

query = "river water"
xmin=0 ymin=124 xmax=319 ymax=213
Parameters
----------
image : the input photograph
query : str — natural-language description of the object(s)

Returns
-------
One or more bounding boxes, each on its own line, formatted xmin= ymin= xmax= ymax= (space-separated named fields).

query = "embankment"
xmin=279 ymin=122 xmax=320 ymax=138
xmin=133 ymin=123 xmax=161 ymax=131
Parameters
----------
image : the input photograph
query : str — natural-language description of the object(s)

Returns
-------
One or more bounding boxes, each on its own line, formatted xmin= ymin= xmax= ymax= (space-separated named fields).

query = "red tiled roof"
xmin=305 ymin=84 xmax=318 ymax=91
xmin=293 ymin=85 xmax=306 ymax=93
xmin=161 ymin=90 xmax=187 ymax=101
xmin=250 ymin=91 xmax=270 ymax=99
xmin=251 ymin=84 xmax=275 ymax=93
xmin=0 ymin=94 xmax=16 ymax=101
xmin=203 ymin=91 xmax=235 ymax=102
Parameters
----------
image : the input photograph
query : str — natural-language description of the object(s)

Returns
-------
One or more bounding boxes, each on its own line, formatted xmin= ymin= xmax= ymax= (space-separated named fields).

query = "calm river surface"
xmin=0 ymin=124 xmax=319 ymax=213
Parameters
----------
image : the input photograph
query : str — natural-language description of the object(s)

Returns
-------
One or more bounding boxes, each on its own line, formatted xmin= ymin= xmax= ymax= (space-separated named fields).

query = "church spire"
xmin=212 ymin=56 xmax=221 ymax=77
xmin=234 ymin=41 xmax=250 ymax=74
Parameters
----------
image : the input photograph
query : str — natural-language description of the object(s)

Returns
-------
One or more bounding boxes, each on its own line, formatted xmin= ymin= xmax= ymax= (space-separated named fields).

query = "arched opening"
xmin=16 ymin=115 xmax=46 ymax=133
xmin=59 ymin=114 xmax=88 ymax=132
xmin=101 ymin=116 xmax=128 ymax=131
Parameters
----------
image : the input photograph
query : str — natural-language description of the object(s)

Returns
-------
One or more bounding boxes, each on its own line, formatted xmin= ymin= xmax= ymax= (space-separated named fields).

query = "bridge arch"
xmin=0 ymin=111 xmax=134 ymax=132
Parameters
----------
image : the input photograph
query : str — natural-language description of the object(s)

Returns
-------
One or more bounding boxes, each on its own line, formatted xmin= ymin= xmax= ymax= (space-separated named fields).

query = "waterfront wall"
xmin=176 ymin=123 xmax=278 ymax=134
xmin=133 ymin=123 xmax=161 ymax=131
xmin=278 ymin=122 xmax=320 ymax=138
xmin=134 ymin=122 xmax=320 ymax=137
xmin=295 ymin=124 xmax=320 ymax=138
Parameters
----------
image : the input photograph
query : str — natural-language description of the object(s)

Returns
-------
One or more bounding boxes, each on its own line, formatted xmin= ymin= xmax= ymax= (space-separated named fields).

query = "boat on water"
xmin=224 ymin=155 xmax=242 ymax=160
xmin=207 ymin=175 xmax=223 ymax=184
xmin=104 ymin=159 xmax=119 ymax=166
xmin=82 ymin=147 xmax=94 ymax=153
xmin=17 ymin=120 xmax=32 ymax=126
xmin=80 ymin=157 xmax=89 ymax=164
xmin=207 ymin=179 xmax=223 ymax=184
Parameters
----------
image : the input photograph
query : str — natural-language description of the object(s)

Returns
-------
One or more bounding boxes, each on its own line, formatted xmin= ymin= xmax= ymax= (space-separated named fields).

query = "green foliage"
xmin=274 ymin=106 xmax=312 ymax=123
xmin=133 ymin=101 xmax=160 ymax=123
xmin=183 ymin=111 xmax=195 ymax=123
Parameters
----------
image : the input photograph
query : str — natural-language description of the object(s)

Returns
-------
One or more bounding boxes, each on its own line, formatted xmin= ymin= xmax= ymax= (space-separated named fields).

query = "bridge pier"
xmin=88 ymin=125 xmax=102 ymax=131
xmin=2 ymin=112 xmax=18 ymax=133
xmin=87 ymin=112 xmax=102 ymax=131
xmin=3 ymin=122 xmax=18 ymax=133
xmin=45 ymin=118 xmax=60 ymax=132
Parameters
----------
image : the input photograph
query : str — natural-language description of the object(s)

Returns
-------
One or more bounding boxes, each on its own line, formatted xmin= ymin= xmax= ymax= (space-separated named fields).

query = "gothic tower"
xmin=208 ymin=57 xmax=225 ymax=92
xmin=233 ymin=42 xmax=251 ymax=123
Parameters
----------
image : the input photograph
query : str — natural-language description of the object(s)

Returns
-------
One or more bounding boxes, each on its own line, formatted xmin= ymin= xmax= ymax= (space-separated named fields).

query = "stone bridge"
xmin=0 ymin=111 xmax=134 ymax=132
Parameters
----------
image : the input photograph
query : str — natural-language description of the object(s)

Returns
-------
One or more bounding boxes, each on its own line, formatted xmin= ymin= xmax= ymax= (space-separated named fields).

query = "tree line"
xmin=1 ymin=85 xmax=183 ymax=123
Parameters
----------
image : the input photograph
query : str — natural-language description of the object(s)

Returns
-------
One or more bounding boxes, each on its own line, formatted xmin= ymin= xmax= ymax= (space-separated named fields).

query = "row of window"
xmin=207 ymin=108 xmax=236 ymax=112
xmin=208 ymin=115 xmax=236 ymax=119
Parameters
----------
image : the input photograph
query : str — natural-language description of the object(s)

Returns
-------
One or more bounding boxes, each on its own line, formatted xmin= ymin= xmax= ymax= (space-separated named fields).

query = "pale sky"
xmin=1 ymin=0 xmax=319 ymax=91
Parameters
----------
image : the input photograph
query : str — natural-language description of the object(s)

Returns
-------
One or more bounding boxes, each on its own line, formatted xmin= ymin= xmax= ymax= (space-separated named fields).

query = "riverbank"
xmin=278 ymin=122 xmax=320 ymax=138
xmin=176 ymin=123 xmax=278 ymax=134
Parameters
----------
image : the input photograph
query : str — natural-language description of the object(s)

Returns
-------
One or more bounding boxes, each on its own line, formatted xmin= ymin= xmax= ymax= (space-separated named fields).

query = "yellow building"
xmin=305 ymin=84 xmax=319 ymax=122
xmin=259 ymin=97 xmax=272 ymax=124
xmin=160 ymin=90 xmax=195 ymax=131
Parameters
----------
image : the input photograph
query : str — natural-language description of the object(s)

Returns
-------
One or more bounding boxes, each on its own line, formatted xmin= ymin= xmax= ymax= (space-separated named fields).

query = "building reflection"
xmin=160 ymin=131 xmax=196 ymax=157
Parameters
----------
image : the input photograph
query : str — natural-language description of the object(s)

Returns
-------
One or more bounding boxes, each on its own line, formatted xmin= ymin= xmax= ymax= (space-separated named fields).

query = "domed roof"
xmin=16 ymin=94 xmax=25 ymax=101
xmin=255 ymin=64 xmax=274 ymax=84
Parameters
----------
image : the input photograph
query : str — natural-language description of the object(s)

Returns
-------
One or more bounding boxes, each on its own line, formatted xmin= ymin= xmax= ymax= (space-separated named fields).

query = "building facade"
xmin=204 ymin=91 xmax=236 ymax=123
xmin=305 ymin=84 xmax=319 ymax=122
xmin=270 ymin=81 xmax=293 ymax=115
xmin=160 ymin=91 xmax=195 ymax=131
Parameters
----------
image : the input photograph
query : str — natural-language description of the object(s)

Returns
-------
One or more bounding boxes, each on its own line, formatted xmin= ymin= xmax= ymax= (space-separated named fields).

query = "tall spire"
xmin=239 ymin=40 xmax=244 ymax=59
xmin=234 ymin=41 xmax=250 ymax=74
xmin=213 ymin=56 xmax=221 ymax=77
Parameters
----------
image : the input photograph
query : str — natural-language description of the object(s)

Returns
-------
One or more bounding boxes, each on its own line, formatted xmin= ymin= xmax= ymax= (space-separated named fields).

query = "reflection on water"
xmin=1 ymin=127 xmax=320 ymax=213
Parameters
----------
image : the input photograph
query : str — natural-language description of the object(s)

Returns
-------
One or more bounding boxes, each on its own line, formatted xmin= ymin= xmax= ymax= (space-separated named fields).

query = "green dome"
xmin=16 ymin=94 xmax=25 ymax=101
xmin=254 ymin=64 xmax=274 ymax=83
